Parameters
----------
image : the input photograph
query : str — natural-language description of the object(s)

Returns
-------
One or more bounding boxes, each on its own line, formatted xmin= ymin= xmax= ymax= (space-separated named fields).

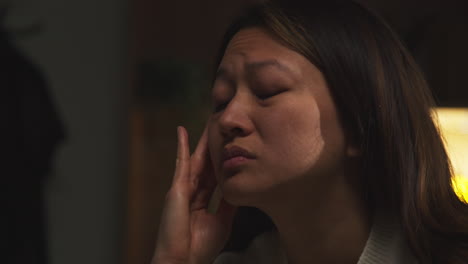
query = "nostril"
xmin=220 ymin=124 xmax=246 ymax=141
xmin=231 ymin=127 xmax=243 ymax=135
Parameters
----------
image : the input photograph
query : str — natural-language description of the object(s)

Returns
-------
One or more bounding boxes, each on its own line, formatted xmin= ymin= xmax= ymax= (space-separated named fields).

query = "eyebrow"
xmin=215 ymin=59 xmax=294 ymax=81
xmin=245 ymin=59 xmax=293 ymax=75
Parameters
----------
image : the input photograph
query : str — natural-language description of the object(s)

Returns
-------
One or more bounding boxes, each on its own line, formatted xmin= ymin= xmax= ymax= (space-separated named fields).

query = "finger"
xmin=173 ymin=126 xmax=190 ymax=184
xmin=190 ymin=125 xmax=209 ymax=182
xmin=161 ymin=127 xmax=191 ymax=246
xmin=191 ymin=125 xmax=209 ymax=164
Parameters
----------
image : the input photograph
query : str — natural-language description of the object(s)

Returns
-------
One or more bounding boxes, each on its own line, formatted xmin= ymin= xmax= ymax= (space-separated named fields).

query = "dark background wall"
xmin=5 ymin=0 xmax=127 ymax=264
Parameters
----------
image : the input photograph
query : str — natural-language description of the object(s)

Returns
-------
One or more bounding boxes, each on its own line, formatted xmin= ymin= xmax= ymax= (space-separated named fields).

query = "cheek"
xmin=259 ymin=98 xmax=325 ymax=173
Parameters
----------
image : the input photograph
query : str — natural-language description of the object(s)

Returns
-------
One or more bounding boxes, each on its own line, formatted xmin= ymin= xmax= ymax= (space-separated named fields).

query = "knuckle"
xmin=191 ymin=154 xmax=204 ymax=165
xmin=164 ymin=189 xmax=173 ymax=202
xmin=165 ymin=185 xmax=189 ymax=202
xmin=165 ymin=188 xmax=178 ymax=202
xmin=177 ymin=156 xmax=189 ymax=163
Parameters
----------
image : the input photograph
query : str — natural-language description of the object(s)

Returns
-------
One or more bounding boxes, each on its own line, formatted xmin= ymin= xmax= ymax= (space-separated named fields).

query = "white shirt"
xmin=214 ymin=212 xmax=418 ymax=264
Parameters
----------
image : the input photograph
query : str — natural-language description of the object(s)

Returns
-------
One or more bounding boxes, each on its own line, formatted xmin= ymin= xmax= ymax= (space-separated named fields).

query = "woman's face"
xmin=208 ymin=27 xmax=352 ymax=206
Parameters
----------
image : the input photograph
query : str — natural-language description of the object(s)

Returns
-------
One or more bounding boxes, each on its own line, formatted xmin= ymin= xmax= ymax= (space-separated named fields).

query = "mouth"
xmin=222 ymin=145 xmax=256 ymax=170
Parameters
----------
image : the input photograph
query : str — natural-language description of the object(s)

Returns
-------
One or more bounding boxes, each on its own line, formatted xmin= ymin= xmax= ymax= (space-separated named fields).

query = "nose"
xmin=218 ymin=94 xmax=254 ymax=140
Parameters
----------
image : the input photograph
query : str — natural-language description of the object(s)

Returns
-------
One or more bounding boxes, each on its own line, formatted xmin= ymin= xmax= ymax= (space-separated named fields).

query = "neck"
xmin=257 ymin=169 xmax=371 ymax=264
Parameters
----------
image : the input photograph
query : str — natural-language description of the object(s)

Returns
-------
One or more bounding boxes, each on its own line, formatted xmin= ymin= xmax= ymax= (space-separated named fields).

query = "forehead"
xmin=224 ymin=27 xmax=300 ymax=59
xmin=221 ymin=27 xmax=303 ymax=69
xmin=225 ymin=27 xmax=285 ymax=55
xmin=219 ymin=27 xmax=325 ymax=88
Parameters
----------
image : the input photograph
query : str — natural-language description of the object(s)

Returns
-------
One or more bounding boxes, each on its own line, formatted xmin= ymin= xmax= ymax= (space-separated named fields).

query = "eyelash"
xmin=213 ymin=102 xmax=228 ymax=113
xmin=212 ymin=90 xmax=285 ymax=113
xmin=257 ymin=92 xmax=276 ymax=101
xmin=257 ymin=89 xmax=285 ymax=101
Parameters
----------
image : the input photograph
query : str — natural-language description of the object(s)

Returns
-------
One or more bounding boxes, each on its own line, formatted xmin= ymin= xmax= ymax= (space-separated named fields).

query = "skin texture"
xmin=208 ymin=28 xmax=370 ymax=264
xmin=154 ymin=27 xmax=370 ymax=264
xmin=208 ymin=27 xmax=351 ymax=207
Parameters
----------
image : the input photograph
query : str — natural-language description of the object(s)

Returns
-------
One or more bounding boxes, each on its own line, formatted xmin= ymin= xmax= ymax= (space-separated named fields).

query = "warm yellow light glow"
xmin=452 ymin=176 xmax=468 ymax=203
xmin=434 ymin=108 xmax=468 ymax=202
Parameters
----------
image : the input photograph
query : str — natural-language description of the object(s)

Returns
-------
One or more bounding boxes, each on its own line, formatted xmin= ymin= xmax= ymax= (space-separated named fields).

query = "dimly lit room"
xmin=2 ymin=0 xmax=467 ymax=264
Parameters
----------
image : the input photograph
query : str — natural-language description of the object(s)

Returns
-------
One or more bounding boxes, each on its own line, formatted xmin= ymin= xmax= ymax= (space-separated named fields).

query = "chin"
xmin=219 ymin=170 xmax=274 ymax=207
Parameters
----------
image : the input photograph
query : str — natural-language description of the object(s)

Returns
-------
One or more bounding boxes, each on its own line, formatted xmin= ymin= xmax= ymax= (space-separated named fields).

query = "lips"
xmin=221 ymin=145 xmax=256 ymax=170
xmin=222 ymin=145 xmax=256 ymax=162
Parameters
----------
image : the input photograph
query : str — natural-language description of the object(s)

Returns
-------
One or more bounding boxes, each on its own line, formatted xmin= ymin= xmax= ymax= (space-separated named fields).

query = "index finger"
xmin=192 ymin=124 xmax=209 ymax=162
xmin=172 ymin=126 xmax=190 ymax=184
xmin=190 ymin=125 xmax=210 ymax=180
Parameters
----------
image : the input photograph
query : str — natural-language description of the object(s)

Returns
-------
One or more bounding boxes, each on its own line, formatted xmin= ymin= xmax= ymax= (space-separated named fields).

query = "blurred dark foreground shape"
xmin=0 ymin=8 xmax=64 ymax=264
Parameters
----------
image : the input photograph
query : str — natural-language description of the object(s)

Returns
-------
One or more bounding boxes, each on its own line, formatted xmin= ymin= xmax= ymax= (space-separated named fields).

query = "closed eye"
xmin=213 ymin=101 xmax=228 ymax=113
xmin=256 ymin=89 xmax=286 ymax=101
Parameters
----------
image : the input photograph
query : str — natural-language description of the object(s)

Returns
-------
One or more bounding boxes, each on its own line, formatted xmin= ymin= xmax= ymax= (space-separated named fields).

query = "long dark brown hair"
xmin=214 ymin=1 xmax=468 ymax=263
